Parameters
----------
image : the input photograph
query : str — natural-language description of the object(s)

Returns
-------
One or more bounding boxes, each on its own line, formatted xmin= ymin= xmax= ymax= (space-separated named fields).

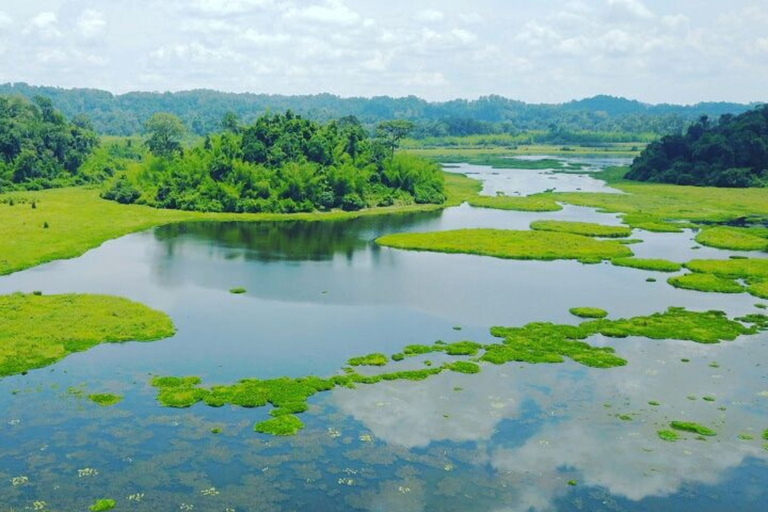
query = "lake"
xmin=0 ymin=162 xmax=766 ymax=511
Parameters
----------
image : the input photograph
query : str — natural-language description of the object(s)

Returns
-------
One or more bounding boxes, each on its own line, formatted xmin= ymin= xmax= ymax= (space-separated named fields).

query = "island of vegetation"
xmin=151 ymin=307 xmax=766 ymax=436
xmin=626 ymin=105 xmax=768 ymax=187
xmin=0 ymin=293 xmax=175 ymax=377
xmin=101 ymin=112 xmax=446 ymax=213
xmin=668 ymin=258 xmax=768 ymax=299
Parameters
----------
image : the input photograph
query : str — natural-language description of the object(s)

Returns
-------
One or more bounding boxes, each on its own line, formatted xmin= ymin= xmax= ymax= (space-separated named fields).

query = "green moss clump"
xmin=569 ymin=307 xmax=608 ymax=319
xmin=611 ymin=258 xmax=682 ymax=273
xmin=211 ymin=427 xmax=222 ymax=434
xmin=695 ymin=227 xmax=768 ymax=251
xmin=347 ymin=353 xmax=388 ymax=367
xmin=376 ymin=228 xmax=633 ymax=263
xmin=748 ymin=280 xmax=768 ymax=299
xmin=530 ymin=220 xmax=632 ymax=238
xmin=670 ymin=421 xmax=717 ymax=436
xmin=648 ymin=401 xmax=660 ymax=406
xmin=254 ymin=414 xmax=304 ymax=436
xmin=443 ymin=341 xmax=484 ymax=356
xmin=763 ymin=429 xmax=768 ymax=441
xmin=403 ymin=344 xmax=434 ymax=356
xmin=391 ymin=353 xmax=404 ymax=361
xmin=658 ymin=429 xmax=680 ymax=442
xmin=756 ymin=303 xmax=767 ymax=309
xmin=702 ymin=396 xmax=716 ymax=402
xmin=738 ymin=433 xmax=754 ymax=440
xmin=88 ymin=393 xmax=123 ymax=407
xmin=446 ymin=361 xmax=481 ymax=374
xmin=89 ymin=499 xmax=116 ymax=512
xmin=468 ymin=194 xmax=562 ymax=212
xmin=668 ymin=273 xmax=745 ymax=294
xmin=0 ymin=293 xmax=175 ymax=378
xmin=229 ymin=287 xmax=247 ymax=294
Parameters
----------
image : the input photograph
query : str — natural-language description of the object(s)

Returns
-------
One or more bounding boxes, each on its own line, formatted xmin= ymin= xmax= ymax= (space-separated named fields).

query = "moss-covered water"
xmin=0 ymin=160 xmax=766 ymax=511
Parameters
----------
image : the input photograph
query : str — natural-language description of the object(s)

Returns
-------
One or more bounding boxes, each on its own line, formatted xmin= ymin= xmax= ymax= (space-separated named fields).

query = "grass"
xmin=0 ymin=172 xmax=479 ymax=277
xmin=229 ymin=287 xmax=247 ymax=294
xmin=668 ymin=274 xmax=746 ymax=294
xmin=695 ymin=227 xmax=768 ymax=251
xmin=0 ymin=293 xmax=175 ymax=377
xmin=254 ymin=414 xmax=305 ymax=436
xmin=658 ymin=429 xmax=680 ymax=442
xmin=530 ymin=220 xmax=632 ymax=238
xmin=611 ymin=258 xmax=683 ymax=273
xmin=347 ymin=353 xmax=388 ymax=367
xmin=88 ymin=393 xmax=123 ymax=407
xmin=446 ymin=361 xmax=481 ymax=374
xmin=569 ymin=307 xmax=609 ymax=319
xmin=468 ymin=194 xmax=562 ymax=212
xmin=376 ymin=228 xmax=633 ymax=264
xmin=89 ymin=499 xmax=116 ymax=512
xmin=670 ymin=421 xmax=717 ymax=436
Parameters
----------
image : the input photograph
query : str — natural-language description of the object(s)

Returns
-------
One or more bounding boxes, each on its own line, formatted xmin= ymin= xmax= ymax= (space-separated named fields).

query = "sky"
xmin=0 ymin=0 xmax=766 ymax=104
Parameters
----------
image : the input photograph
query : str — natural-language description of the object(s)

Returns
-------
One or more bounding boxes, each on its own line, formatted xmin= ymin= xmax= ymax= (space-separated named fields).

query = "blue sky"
xmin=0 ymin=0 xmax=766 ymax=104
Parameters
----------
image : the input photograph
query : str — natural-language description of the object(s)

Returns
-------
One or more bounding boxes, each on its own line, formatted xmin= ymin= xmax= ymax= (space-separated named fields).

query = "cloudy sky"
xmin=0 ymin=0 xmax=766 ymax=104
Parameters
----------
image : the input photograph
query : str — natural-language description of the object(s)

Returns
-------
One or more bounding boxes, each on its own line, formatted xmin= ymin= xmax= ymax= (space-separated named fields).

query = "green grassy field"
xmin=0 ymin=172 xmax=479 ymax=277
xmin=695 ymin=226 xmax=768 ymax=251
xmin=468 ymin=194 xmax=562 ymax=212
xmin=0 ymin=293 xmax=175 ymax=377
xmin=376 ymin=228 xmax=633 ymax=263
xmin=530 ymin=220 xmax=632 ymax=238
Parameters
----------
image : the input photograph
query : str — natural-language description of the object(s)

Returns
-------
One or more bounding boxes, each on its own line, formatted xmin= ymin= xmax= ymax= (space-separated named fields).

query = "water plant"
xmin=88 ymin=393 xmax=123 ymax=407
xmin=446 ymin=361 xmax=481 ymax=374
xmin=695 ymin=226 xmax=768 ymax=251
xmin=254 ymin=414 xmax=304 ymax=436
xmin=0 ymin=293 xmax=175 ymax=378
xmin=347 ymin=353 xmax=388 ymax=367
xmin=670 ymin=421 xmax=717 ymax=436
xmin=376 ymin=228 xmax=633 ymax=263
xmin=667 ymin=273 xmax=745 ymax=294
xmin=658 ymin=429 xmax=680 ymax=442
xmin=89 ymin=499 xmax=116 ymax=511
xmin=530 ymin=220 xmax=631 ymax=238
xmin=569 ymin=307 xmax=608 ymax=319
xmin=229 ymin=287 xmax=247 ymax=294
xmin=611 ymin=258 xmax=683 ymax=272
xmin=468 ymin=194 xmax=562 ymax=212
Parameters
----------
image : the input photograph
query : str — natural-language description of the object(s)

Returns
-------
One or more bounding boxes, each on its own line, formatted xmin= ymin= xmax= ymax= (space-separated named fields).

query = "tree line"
xmin=626 ymin=105 xmax=768 ymax=187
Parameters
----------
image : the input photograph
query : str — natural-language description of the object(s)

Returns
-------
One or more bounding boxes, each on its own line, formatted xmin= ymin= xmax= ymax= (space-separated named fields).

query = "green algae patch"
xmin=611 ymin=258 xmax=682 ymax=273
xmin=748 ymin=280 xmax=768 ymax=299
xmin=254 ymin=414 xmax=304 ymax=436
xmin=696 ymin=227 xmax=768 ymax=251
xmin=447 ymin=361 xmax=481 ymax=374
xmin=88 ymin=393 xmax=123 ymax=407
xmin=347 ymin=353 xmax=388 ymax=367
xmin=229 ymin=287 xmax=247 ymax=294
xmin=763 ymin=429 xmax=768 ymax=440
xmin=685 ymin=258 xmax=768 ymax=280
xmin=376 ymin=229 xmax=633 ymax=263
xmin=0 ymin=293 xmax=175 ymax=378
xmin=670 ymin=421 xmax=717 ymax=436
xmin=468 ymin=194 xmax=562 ymax=212
xmin=569 ymin=307 xmax=608 ymax=319
xmin=530 ymin=220 xmax=631 ymax=238
xmin=658 ymin=429 xmax=680 ymax=442
xmin=89 ymin=499 xmax=116 ymax=512
xmin=668 ymin=274 xmax=745 ymax=294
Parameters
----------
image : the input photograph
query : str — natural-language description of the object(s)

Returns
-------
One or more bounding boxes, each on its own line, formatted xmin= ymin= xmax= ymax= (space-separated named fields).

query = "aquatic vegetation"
xmin=695 ymin=226 xmax=768 ymax=251
xmin=685 ymin=258 xmax=768 ymax=280
xmin=530 ymin=220 xmax=632 ymax=238
xmin=569 ymin=307 xmax=608 ymax=319
xmin=611 ymin=257 xmax=683 ymax=273
xmin=88 ymin=393 xmax=123 ymax=407
xmin=670 ymin=421 xmax=717 ymax=436
xmin=738 ymin=433 xmax=754 ymax=440
xmin=391 ymin=353 xmax=405 ymax=361
xmin=648 ymin=401 xmax=660 ymax=406
xmin=667 ymin=273 xmax=745 ymax=294
xmin=347 ymin=353 xmax=388 ymax=367
xmin=446 ymin=361 xmax=481 ymax=374
xmin=468 ymin=194 xmax=562 ymax=212
xmin=376 ymin=228 xmax=633 ymax=263
xmin=702 ymin=396 xmax=716 ymax=402
xmin=763 ymin=429 xmax=768 ymax=440
xmin=254 ymin=414 xmax=305 ymax=436
xmin=229 ymin=287 xmax=247 ymax=294
xmin=0 ymin=293 xmax=175 ymax=378
xmin=443 ymin=341 xmax=483 ymax=356
xmin=89 ymin=499 xmax=116 ymax=512
xmin=567 ymin=479 xmax=578 ymax=486
xmin=658 ymin=430 xmax=680 ymax=442
xmin=748 ymin=280 xmax=768 ymax=299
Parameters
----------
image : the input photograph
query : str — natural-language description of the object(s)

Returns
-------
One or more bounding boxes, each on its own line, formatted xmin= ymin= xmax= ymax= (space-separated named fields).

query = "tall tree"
xmin=145 ymin=113 xmax=186 ymax=158
xmin=376 ymin=120 xmax=414 ymax=157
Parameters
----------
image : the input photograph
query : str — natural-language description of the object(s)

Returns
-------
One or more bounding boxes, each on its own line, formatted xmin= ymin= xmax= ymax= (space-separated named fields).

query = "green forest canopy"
xmin=0 ymin=95 xmax=99 ymax=192
xmin=102 ymin=112 xmax=446 ymax=213
xmin=0 ymin=83 xmax=756 ymax=139
xmin=626 ymin=105 xmax=768 ymax=187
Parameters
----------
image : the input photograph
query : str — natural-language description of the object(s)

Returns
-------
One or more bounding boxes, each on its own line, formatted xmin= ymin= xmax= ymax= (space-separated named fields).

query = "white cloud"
xmin=414 ymin=9 xmax=444 ymax=23
xmin=27 ymin=11 xmax=61 ymax=38
xmin=187 ymin=0 xmax=275 ymax=16
xmin=0 ymin=11 xmax=12 ymax=30
xmin=607 ymin=0 xmax=654 ymax=21
xmin=451 ymin=28 xmax=477 ymax=44
xmin=285 ymin=0 xmax=360 ymax=25
xmin=77 ymin=10 xmax=106 ymax=39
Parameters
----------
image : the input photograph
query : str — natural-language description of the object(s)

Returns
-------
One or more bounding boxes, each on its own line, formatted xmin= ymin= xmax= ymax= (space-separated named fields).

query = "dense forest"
xmin=0 ymin=95 xmax=99 ymax=192
xmin=0 ymin=83 xmax=755 ymax=140
xmin=626 ymin=105 xmax=768 ymax=187
xmin=102 ymin=112 xmax=445 ymax=213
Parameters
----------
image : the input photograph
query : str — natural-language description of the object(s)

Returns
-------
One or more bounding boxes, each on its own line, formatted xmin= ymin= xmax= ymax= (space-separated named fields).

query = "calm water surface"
xmin=0 ymin=161 xmax=766 ymax=511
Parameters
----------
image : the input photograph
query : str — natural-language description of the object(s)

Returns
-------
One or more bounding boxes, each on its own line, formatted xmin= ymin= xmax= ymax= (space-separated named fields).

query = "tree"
xmin=144 ymin=113 xmax=186 ymax=158
xmin=376 ymin=120 xmax=414 ymax=157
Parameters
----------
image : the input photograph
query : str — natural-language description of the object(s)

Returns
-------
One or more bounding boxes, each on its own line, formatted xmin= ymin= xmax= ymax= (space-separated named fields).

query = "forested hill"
xmin=626 ymin=105 xmax=768 ymax=187
xmin=0 ymin=83 xmax=756 ymax=138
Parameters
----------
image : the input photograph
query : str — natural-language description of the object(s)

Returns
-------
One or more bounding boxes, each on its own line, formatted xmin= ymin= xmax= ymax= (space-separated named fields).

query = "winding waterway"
xmin=0 ymin=161 xmax=766 ymax=511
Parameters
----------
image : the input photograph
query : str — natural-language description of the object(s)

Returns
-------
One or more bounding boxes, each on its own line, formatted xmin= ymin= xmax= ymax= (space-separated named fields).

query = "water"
xmin=0 ymin=160 xmax=766 ymax=511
